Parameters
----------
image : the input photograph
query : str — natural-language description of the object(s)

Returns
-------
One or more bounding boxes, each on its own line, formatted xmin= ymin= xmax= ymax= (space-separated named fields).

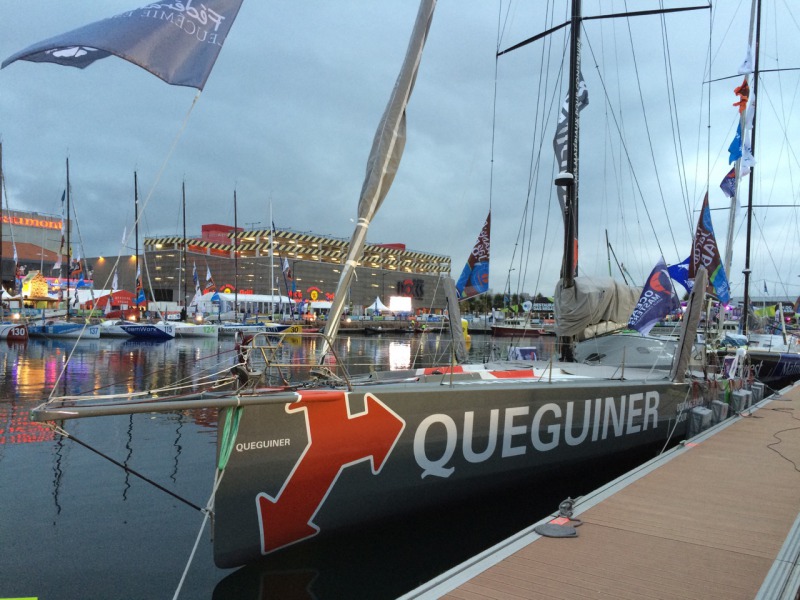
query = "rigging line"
xmin=52 ymin=423 xmax=203 ymax=512
xmin=620 ymin=2 xmax=679 ymax=259
xmin=582 ymin=32 xmax=666 ymax=261
xmin=520 ymin=0 xmax=561 ymax=300
xmin=659 ymin=1 xmax=693 ymax=239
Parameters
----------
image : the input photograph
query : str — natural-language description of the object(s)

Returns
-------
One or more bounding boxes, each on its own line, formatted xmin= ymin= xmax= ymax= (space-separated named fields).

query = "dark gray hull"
xmin=214 ymin=373 xmax=697 ymax=567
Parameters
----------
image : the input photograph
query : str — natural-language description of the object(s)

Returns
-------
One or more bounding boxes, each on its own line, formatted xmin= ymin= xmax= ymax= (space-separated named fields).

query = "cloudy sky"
xmin=1 ymin=1 xmax=798 ymax=301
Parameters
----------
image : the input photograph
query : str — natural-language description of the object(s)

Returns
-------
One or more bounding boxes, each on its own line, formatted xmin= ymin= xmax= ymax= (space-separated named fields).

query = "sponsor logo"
xmin=414 ymin=393 xmax=661 ymax=478
xmin=256 ymin=391 xmax=405 ymax=554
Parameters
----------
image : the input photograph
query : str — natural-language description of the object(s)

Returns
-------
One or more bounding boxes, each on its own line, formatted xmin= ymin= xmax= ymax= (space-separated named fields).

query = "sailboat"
xmin=0 ymin=143 xmax=28 ymax=341
xmin=21 ymin=0 xmax=736 ymax=570
xmin=25 ymin=158 xmax=101 ymax=340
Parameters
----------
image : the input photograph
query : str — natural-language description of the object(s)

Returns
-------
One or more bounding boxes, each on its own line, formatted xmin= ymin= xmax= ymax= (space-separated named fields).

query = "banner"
xmin=2 ymin=0 xmax=244 ymax=90
xmin=689 ymin=193 xmax=730 ymax=303
xmin=628 ymin=257 xmax=680 ymax=336
xmin=455 ymin=212 xmax=490 ymax=300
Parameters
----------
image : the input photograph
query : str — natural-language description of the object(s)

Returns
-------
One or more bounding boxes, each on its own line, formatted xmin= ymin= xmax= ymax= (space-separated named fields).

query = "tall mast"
xmin=557 ymin=0 xmax=582 ymax=362
xmin=723 ymin=0 xmax=759 ymax=279
xmin=66 ymin=157 xmax=71 ymax=321
xmin=269 ymin=202 xmax=274 ymax=317
xmin=182 ymin=180 xmax=187 ymax=320
xmin=742 ymin=0 xmax=762 ymax=336
xmin=233 ymin=189 xmax=238 ymax=317
xmin=134 ymin=171 xmax=139 ymax=302
xmin=0 ymin=143 xmax=4 ymax=302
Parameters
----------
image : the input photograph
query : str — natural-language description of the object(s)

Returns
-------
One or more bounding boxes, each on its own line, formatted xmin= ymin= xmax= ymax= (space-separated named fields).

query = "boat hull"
xmin=491 ymin=325 xmax=547 ymax=337
xmin=213 ymin=377 xmax=695 ymax=568
xmin=174 ymin=323 xmax=219 ymax=338
xmin=28 ymin=322 xmax=100 ymax=339
xmin=0 ymin=322 xmax=28 ymax=340
xmin=120 ymin=323 xmax=176 ymax=340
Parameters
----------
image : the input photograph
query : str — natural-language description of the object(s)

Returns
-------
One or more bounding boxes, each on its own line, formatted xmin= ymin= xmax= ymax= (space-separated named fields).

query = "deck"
xmin=404 ymin=383 xmax=800 ymax=599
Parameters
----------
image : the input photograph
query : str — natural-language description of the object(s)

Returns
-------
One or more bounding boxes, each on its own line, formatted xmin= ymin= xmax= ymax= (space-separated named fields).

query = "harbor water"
xmin=0 ymin=332 xmax=647 ymax=599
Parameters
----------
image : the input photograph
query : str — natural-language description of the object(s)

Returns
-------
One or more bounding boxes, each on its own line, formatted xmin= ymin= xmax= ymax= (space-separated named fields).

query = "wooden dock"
xmin=404 ymin=384 xmax=800 ymax=600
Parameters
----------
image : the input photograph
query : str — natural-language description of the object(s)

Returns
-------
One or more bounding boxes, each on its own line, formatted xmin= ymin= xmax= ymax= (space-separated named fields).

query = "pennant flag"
xmin=70 ymin=259 xmax=82 ymax=277
xmin=192 ymin=262 xmax=199 ymax=290
xmin=738 ymin=46 xmax=754 ymax=75
xmin=12 ymin=243 xmax=18 ymax=264
xmin=733 ymin=78 xmax=750 ymax=113
xmin=204 ymin=265 xmax=216 ymax=293
xmin=667 ymin=256 xmax=693 ymax=294
xmin=689 ymin=193 xmax=730 ymax=304
xmin=282 ymin=258 xmax=293 ymax=280
xmin=112 ymin=270 xmax=118 ymax=292
xmin=76 ymin=273 xmax=88 ymax=289
xmin=1 ymin=0 xmax=244 ymax=90
xmin=211 ymin=291 xmax=221 ymax=303
xmin=719 ymin=167 xmax=737 ymax=199
xmin=455 ymin=212 xmax=491 ymax=300
xmin=628 ymin=257 xmax=680 ymax=336
xmin=728 ymin=123 xmax=742 ymax=164
xmin=53 ymin=190 xmax=66 ymax=271
xmin=104 ymin=295 xmax=112 ymax=315
xmin=763 ymin=280 xmax=768 ymax=294
xmin=136 ymin=275 xmax=146 ymax=306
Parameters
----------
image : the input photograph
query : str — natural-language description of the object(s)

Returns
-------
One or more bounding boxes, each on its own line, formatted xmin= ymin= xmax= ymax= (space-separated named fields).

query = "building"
xmin=90 ymin=224 xmax=453 ymax=315
xmin=0 ymin=209 xmax=71 ymax=295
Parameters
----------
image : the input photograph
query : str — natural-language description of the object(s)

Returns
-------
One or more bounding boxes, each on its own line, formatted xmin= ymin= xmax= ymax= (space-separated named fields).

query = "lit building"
xmin=90 ymin=224 xmax=453 ymax=314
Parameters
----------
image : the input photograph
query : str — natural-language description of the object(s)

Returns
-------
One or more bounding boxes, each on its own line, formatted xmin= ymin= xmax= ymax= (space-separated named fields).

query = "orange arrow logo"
xmin=256 ymin=390 xmax=405 ymax=554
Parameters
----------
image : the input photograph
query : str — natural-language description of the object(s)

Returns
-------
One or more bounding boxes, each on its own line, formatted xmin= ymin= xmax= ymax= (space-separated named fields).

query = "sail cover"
xmin=1 ymin=0 xmax=243 ymax=90
xmin=554 ymin=276 xmax=641 ymax=340
xmin=322 ymin=0 xmax=437 ymax=349
xmin=455 ymin=212 xmax=490 ymax=300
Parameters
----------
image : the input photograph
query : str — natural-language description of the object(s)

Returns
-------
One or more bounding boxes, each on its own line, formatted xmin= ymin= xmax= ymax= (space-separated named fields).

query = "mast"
xmin=556 ymin=0 xmax=582 ymax=362
xmin=66 ymin=158 xmax=71 ymax=320
xmin=233 ymin=189 xmax=238 ymax=317
xmin=0 ymin=143 xmax=4 ymax=306
xmin=723 ymin=0 xmax=759 ymax=280
xmin=742 ymin=0 xmax=761 ymax=336
xmin=134 ymin=171 xmax=139 ymax=312
xmin=269 ymin=202 xmax=274 ymax=317
xmin=182 ymin=180 xmax=187 ymax=320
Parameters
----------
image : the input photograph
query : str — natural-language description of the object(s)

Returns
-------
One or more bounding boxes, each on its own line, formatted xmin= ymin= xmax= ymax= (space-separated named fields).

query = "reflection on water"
xmin=0 ymin=332 xmax=564 ymax=599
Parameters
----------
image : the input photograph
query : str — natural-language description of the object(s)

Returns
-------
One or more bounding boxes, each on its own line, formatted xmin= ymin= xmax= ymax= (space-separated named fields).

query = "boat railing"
xmin=240 ymin=330 xmax=354 ymax=390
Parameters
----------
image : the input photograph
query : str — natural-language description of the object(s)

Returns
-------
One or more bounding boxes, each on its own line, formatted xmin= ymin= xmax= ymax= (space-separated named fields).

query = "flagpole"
xmin=134 ymin=171 xmax=140 ymax=317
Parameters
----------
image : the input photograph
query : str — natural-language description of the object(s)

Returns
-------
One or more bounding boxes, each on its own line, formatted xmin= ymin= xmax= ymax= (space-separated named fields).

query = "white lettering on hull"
xmin=415 ymin=392 xmax=661 ymax=478
xmin=236 ymin=439 xmax=291 ymax=452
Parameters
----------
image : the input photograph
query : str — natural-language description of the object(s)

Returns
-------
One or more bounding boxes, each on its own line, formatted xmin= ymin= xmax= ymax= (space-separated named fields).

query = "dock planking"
xmin=406 ymin=383 xmax=800 ymax=599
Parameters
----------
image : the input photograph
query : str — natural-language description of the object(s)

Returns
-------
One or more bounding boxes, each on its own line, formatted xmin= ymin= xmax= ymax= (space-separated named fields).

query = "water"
xmin=0 ymin=332 xmax=639 ymax=599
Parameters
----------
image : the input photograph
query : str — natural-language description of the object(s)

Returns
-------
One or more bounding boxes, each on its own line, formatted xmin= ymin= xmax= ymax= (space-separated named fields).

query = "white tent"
xmin=367 ymin=297 xmax=390 ymax=312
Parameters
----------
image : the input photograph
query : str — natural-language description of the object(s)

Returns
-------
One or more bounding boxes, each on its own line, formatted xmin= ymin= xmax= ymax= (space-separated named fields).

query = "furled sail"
xmin=322 ymin=0 xmax=437 ymax=350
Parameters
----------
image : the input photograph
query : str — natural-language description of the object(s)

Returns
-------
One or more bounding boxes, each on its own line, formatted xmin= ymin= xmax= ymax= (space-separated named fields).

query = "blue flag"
xmin=628 ymin=257 xmax=680 ymax=336
xmin=667 ymin=256 xmax=693 ymax=294
xmin=728 ymin=123 xmax=742 ymax=164
xmin=76 ymin=273 xmax=88 ymax=289
xmin=719 ymin=167 xmax=737 ymax=199
xmin=2 ymin=0 xmax=243 ymax=90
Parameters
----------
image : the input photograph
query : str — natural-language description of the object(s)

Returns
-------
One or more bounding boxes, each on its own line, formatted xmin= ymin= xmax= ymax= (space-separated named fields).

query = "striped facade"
xmin=88 ymin=228 xmax=453 ymax=313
